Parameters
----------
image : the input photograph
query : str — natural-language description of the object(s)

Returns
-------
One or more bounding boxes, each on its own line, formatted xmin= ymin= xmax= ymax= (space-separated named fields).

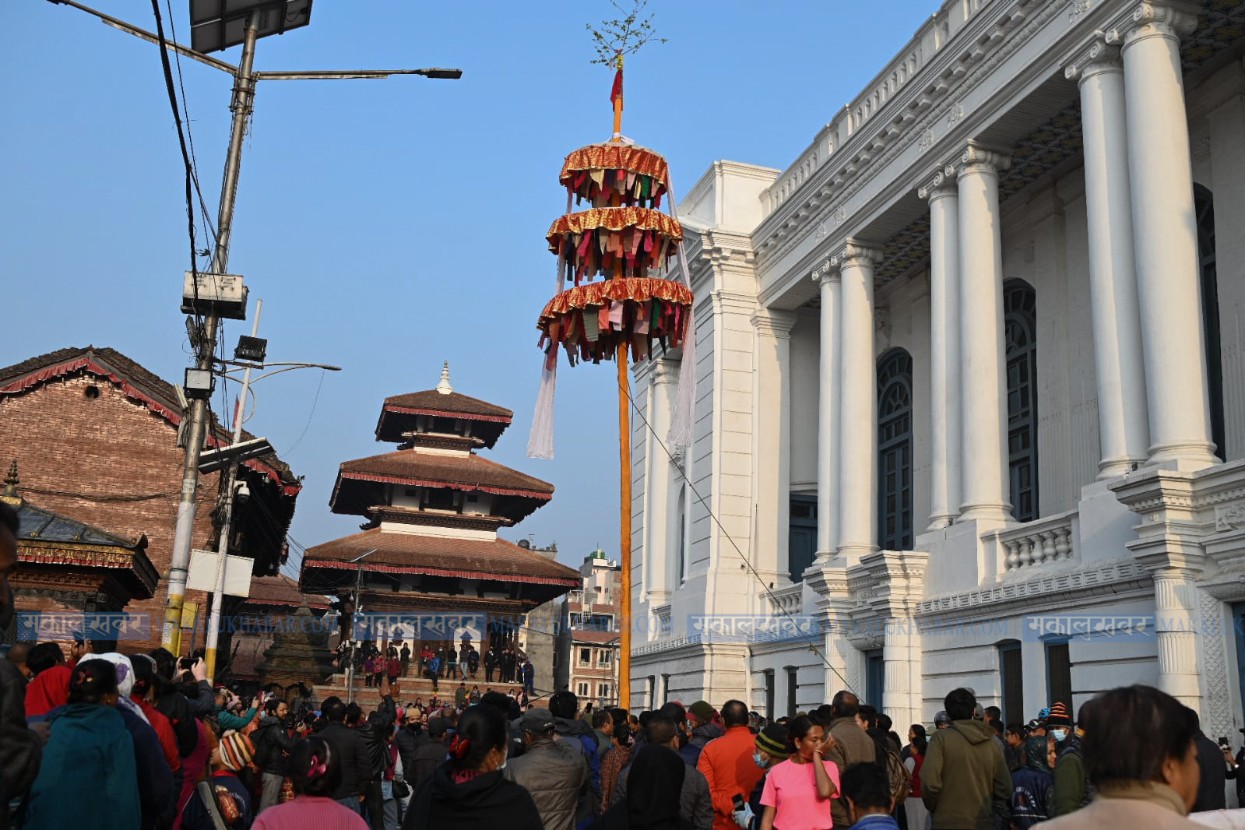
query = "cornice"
xmin=753 ymin=0 xmax=1056 ymax=268
xmin=915 ymin=557 xmax=1152 ymax=623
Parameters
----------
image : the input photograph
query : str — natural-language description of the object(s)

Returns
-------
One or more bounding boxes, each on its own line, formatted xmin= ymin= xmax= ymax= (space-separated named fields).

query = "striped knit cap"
xmin=755 ymin=723 xmax=790 ymax=759
xmin=1046 ymin=702 xmax=1073 ymax=727
xmin=218 ymin=731 xmax=255 ymax=772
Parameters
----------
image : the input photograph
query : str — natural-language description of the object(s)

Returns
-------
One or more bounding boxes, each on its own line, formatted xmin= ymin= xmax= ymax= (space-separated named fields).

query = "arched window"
xmin=1005 ymin=281 xmax=1039 ymax=522
xmin=1196 ymin=185 xmax=1224 ymax=461
xmin=877 ymin=349 xmax=914 ymax=549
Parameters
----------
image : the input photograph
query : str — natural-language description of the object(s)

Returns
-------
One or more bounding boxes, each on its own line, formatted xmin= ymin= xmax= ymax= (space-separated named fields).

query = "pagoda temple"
xmin=300 ymin=364 xmax=580 ymax=658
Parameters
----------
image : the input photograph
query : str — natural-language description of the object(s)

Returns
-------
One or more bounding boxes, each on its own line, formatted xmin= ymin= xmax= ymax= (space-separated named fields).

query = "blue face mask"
xmin=753 ymin=751 xmax=767 ymax=769
xmin=1049 ymin=728 xmax=1068 ymax=743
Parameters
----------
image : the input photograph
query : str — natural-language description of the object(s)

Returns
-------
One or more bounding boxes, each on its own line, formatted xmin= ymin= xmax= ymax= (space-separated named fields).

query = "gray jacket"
xmin=504 ymin=736 xmax=589 ymax=830
xmin=611 ymin=747 xmax=713 ymax=830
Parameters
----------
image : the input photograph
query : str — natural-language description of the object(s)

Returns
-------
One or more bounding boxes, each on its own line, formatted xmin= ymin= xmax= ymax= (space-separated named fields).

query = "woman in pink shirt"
xmin=252 ymin=736 xmax=368 ymax=830
xmin=760 ymin=715 xmax=841 ymax=830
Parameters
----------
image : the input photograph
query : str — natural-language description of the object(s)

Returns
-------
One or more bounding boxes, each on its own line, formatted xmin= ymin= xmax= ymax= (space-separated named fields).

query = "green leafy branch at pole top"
xmin=587 ymin=0 xmax=667 ymax=67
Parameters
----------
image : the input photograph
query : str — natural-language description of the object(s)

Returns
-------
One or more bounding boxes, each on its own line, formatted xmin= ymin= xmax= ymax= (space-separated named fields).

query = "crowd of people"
xmin=2 ymin=504 xmax=1245 ymax=830
xmin=335 ymin=641 xmax=536 ymax=696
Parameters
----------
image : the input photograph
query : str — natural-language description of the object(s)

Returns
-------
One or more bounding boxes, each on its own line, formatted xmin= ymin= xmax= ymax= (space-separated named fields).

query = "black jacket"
xmin=359 ymin=695 xmax=397 ymax=780
xmin=253 ymin=715 xmax=296 ymax=777
xmin=395 ymin=725 xmax=425 ymax=784
xmin=408 ymin=739 xmax=448 ymax=790
xmin=402 ymin=764 xmax=543 ymax=830
xmin=319 ymin=721 xmax=373 ymax=799
xmin=0 ymin=660 xmax=40 ymax=828
xmin=1194 ymin=731 xmax=1228 ymax=812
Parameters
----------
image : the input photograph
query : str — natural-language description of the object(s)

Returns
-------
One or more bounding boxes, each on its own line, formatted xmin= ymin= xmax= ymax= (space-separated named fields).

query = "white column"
xmin=954 ymin=143 xmax=1012 ymax=523
xmin=1111 ymin=2 xmax=1216 ymax=468
xmin=752 ymin=309 xmax=797 ymax=583
xmin=1152 ymin=569 xmax=1202 ymax=707
xmin=835 ymin=241 xmax=883 ymax=561
xmin=1068 ymin=41 xmax=1152 ymax=478
xmin=643 ymin=359 xmax=678 ymax=603
xmin=919 ymin=171 xmax=961 ymax=529
xmin=814 ymin=265 xmax=841 ymax=559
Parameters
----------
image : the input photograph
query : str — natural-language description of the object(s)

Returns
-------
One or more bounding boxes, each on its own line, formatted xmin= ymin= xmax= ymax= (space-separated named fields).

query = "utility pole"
xmin=165 ymin=9 xmax=262 ymax=656
xmin=44 ymin=0 xmax=462 ymax=655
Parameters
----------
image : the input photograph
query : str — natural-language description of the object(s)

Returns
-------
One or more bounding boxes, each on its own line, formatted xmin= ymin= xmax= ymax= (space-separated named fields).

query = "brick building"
xmin=0 ymin=346 xmax=300 ymax=654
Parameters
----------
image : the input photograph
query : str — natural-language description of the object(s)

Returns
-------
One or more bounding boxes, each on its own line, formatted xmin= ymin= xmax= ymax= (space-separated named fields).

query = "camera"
xmin=234 ymin=480 xmax=251 ymax=504
xmin=732 ymin=795 xmax=746 ymax=812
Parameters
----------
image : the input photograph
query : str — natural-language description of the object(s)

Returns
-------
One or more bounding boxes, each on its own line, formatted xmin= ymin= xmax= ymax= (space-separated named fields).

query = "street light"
xmin=346 ymin=547 xmax=378 ymax=704
xmin=45 ymin=0 xmax=461 ymax=657
xmin=201 ymin=298 xmax=342 ymax=681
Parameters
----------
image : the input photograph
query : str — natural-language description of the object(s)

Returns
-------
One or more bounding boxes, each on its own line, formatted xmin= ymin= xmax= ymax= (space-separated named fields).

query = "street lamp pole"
xmin=203 ymin=299 xmax=262 ymax=682
xmin=346 ymin=548 xmax=378 ymax=704
xmin=167 ymin=8 xmax=262 ymax=657
xmin=45 ymin=0 xmax=461 ymax=655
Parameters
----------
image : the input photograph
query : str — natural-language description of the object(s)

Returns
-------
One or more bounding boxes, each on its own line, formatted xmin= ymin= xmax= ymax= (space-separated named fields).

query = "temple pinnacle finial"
xmin=0 ymin=459 xmax=20 ymax=506
xmin=436 ymin=361 xmax=453 ymax=395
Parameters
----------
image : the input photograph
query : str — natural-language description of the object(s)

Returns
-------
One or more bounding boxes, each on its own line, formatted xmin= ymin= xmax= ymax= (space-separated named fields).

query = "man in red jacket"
xmin=697 ymin=699 xmax=764 ymax=830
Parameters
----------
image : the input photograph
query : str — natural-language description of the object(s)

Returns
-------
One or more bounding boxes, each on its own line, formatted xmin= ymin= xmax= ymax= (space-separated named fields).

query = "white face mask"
xmin=1050 ymin=728 xmax=1068 ymax=742
xmin=753 ymin=751 xmax=767 ymax=769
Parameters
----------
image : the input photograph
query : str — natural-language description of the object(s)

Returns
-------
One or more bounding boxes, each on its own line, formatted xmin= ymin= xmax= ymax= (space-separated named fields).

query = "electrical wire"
xmin=162 ymin=0 xmax=217 ymax=252
xmin=616 ymin=370 xmax=854 ymax=693
xmin=282 ymin=369 xmax=326 ymax=457
xmin=148 ymin=0 xmax=204 ymax=324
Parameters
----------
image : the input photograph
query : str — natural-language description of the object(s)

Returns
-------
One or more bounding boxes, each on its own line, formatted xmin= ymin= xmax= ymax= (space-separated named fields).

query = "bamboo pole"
xmin=617 ymin=341 xmax=632 ymax=710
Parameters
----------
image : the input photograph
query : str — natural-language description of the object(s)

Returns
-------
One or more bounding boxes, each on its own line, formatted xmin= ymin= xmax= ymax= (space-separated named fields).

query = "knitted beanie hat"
xmin=1045 ymin=702 xmax=1073 ymax=727
xmin=755 ymin=723 xmax=790 ymax=760
xmin=218 ymin=731 xmax=255 ymax=772
xmin=688 ymin=700 xmax=716 ymax=722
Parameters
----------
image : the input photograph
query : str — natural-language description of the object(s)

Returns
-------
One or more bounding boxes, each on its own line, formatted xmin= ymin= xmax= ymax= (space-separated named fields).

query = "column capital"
xmin=917 ymin=168 xmax=957 ymax=202
xmin=1105 ymin=1 xmax=1199 ymax=50
xmin=751 ymin=308 xmax=797 ymax=338
xmin=811 ymin=259 xmax=839 ymax=285
xmin=1064 ymin=35 xmax=1122 ymax=83
xmin=648 ymin=355 xmax=681 ymax=386
xmin=953 ymin=141 xmax=1011 ymax=177
xmin=830 ymin=239 xmax=884 ymax=271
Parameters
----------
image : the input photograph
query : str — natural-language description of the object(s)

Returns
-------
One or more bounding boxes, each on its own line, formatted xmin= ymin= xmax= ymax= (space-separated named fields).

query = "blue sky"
xmin=1 ymin=0 xmax=936 ymax=573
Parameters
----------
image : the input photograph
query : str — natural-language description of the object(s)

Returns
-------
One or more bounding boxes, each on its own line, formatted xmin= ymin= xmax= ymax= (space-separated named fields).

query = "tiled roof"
xmin=243 ymin=574 xmax=329 ymax=610
xmin=375 ymin=389 xmax=513 ymax=447
xmin=14 ymin=499 xmax=159 ymax=598
xmin=333 ymin=450 xmax=554 ymax=503
xmin=301 ymin=528 xmax=581 ymax=587
xmin=0 ymin=345 xmax=299 ymax=491
xmin=382 ymin=390 xmax=513 ymax=422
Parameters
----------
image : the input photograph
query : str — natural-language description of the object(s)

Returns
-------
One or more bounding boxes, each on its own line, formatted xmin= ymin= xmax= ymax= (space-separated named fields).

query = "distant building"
xmin=556 ymin=548 xmax=621 ymax=707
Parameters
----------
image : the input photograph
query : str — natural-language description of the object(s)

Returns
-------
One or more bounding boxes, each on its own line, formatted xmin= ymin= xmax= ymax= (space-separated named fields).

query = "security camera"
xmin=234 ymin=480 xmax=251 ymax=504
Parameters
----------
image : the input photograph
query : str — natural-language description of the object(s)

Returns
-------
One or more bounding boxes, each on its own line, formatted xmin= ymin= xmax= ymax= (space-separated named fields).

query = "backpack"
xmin=872 ymin=734 xmax=911 ymax=807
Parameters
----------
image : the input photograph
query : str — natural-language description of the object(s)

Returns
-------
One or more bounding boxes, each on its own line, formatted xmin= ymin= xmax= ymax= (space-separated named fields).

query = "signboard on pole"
xmin=180 ymin=601 xmax=199 ymax=629
xmin=188 ymin=550 xmax=253 ymax=598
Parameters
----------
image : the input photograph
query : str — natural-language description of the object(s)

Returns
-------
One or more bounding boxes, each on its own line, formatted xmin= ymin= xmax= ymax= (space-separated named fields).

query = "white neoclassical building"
xmin=630 ymin=0 xmax=1245 ymax=740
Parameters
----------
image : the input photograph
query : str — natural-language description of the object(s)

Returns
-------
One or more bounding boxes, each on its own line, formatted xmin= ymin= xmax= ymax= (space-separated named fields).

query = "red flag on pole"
xmin=609 ymin=66 xmax=623 ymax=107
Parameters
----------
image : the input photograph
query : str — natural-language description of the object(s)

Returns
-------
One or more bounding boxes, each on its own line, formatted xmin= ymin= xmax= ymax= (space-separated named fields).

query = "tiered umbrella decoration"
xmin=526 ymin=50 xmax=696 ymax=708
xmin=538 ymin=142 xmax=692 ymax=368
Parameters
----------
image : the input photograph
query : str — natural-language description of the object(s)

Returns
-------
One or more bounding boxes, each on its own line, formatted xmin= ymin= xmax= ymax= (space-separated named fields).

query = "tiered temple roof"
xmin=301 ymin=365 xmax=579 ymax=610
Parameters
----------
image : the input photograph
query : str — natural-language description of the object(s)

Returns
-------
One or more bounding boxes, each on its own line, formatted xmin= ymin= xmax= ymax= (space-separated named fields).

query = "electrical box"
xmin=182 ymin=271 xmax=248 ymax=320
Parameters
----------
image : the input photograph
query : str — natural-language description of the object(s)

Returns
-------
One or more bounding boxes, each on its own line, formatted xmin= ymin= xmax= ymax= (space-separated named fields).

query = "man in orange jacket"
xmin=697 ymin=699 xmax=764 ymax=830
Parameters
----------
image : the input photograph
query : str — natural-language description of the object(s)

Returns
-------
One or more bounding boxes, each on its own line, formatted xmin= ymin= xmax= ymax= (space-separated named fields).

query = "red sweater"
xmin=697 ymin=725 xmax=766 ymax=830
xmin=24 ymin=665 xmax=71 ymax=718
